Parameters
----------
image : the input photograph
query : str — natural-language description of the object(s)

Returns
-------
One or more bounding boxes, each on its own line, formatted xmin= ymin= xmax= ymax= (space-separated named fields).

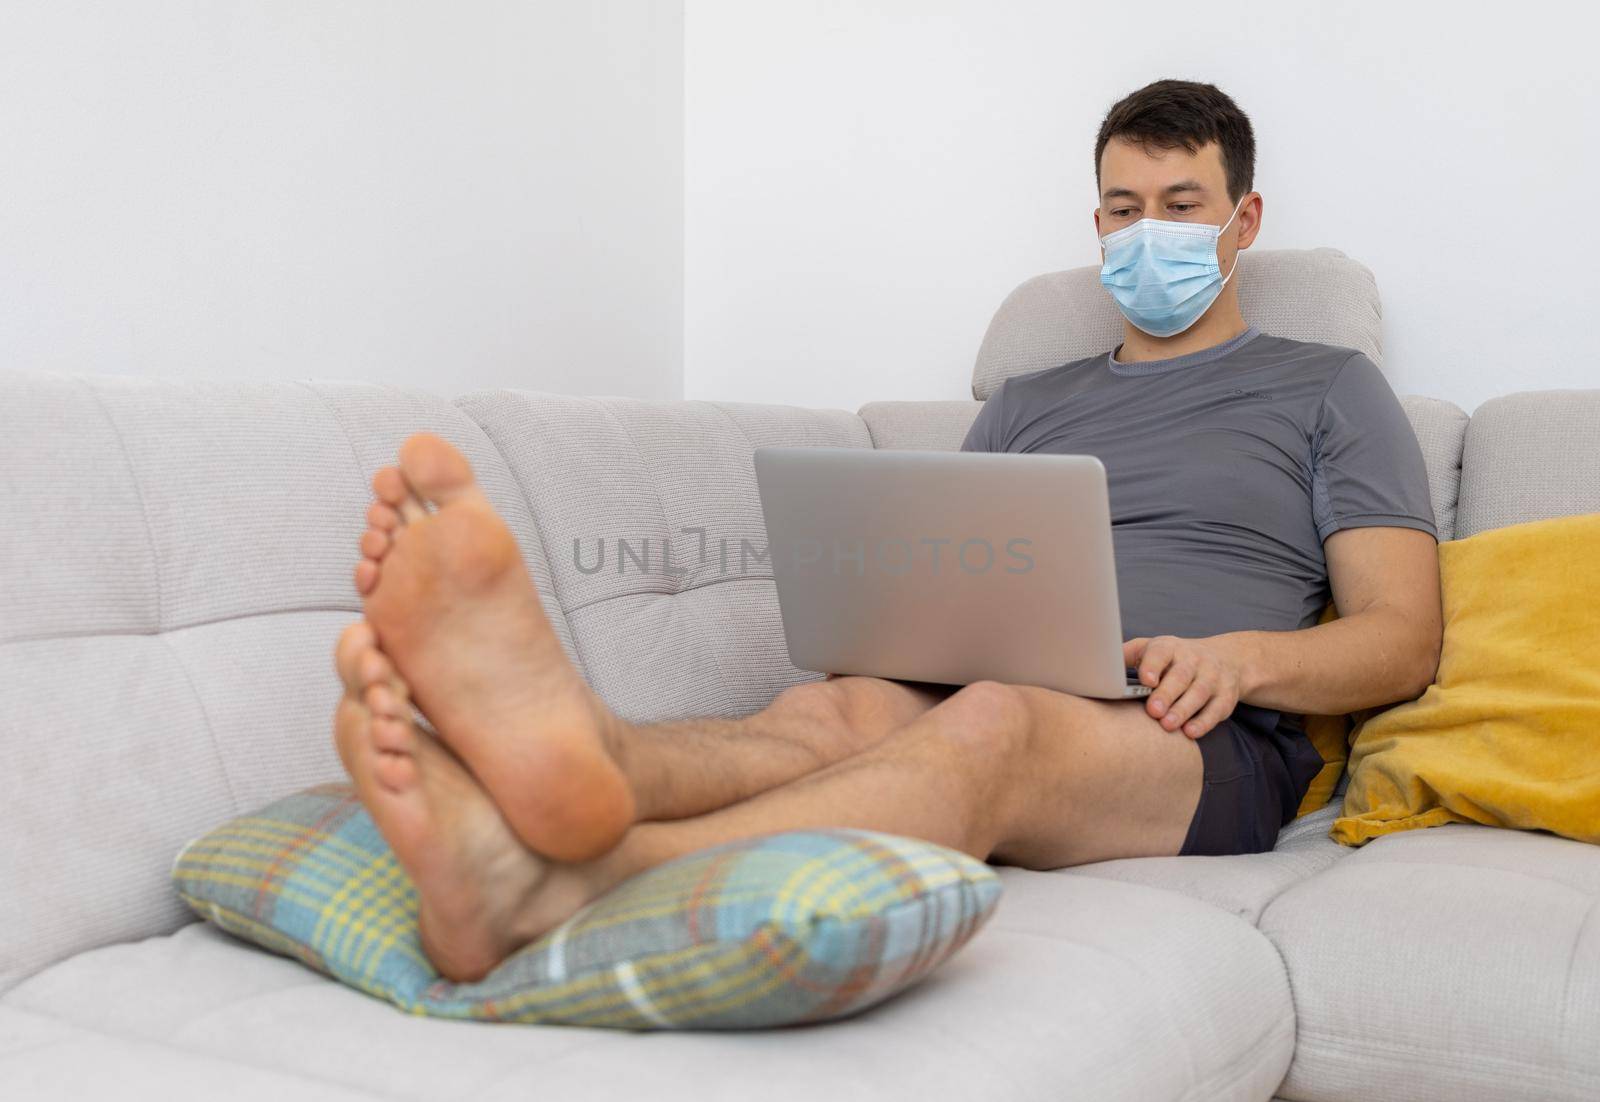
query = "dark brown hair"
xmin=1094 ymin=80 xmax=1255 ymax=203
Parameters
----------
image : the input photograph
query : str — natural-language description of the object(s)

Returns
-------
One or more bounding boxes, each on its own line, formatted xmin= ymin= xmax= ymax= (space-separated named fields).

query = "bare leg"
xmin=609 ymin=675 xmax=957 ymax=821
xmin=350 ymin=431 xmax=956 ymax=850
xmin=329 ymin=631 xmax=958 ymax=980
xmin=336 ymin=613 xmax=1205 ymax=979
xmin=590 ymin=680 xmax=1207 ymax=889
xmin=339 ymin=433 xmax=1208 ymax=979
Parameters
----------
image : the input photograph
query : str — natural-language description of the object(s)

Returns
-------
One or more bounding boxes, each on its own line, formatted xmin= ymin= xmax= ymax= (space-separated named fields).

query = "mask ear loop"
xmin=1218 ymin=194 xmax=1248 ymax=287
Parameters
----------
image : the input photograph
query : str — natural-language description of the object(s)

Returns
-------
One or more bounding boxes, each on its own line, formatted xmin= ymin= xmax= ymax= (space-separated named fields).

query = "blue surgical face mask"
xmin=1098 ymin=196 xmax=1246 ymax=338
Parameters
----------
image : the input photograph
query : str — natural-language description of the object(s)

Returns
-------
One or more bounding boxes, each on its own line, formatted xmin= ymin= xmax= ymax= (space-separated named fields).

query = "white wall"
xmin=11 ymin=5 xmax=1596 ymax=411
xmin=0 ymin=2 xmax=683 ymax=399
xmin=685 ymin=2 xmax=1600 ymax=414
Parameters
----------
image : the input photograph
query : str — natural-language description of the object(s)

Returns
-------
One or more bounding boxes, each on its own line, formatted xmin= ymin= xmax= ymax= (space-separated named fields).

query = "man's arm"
xmin=1123 ymin=526 xmax=1443 ymax=738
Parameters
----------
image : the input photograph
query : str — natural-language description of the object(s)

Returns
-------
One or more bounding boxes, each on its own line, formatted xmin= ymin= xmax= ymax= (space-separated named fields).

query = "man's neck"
xmin=1113 ymin=296 xmax=1250 ymax=364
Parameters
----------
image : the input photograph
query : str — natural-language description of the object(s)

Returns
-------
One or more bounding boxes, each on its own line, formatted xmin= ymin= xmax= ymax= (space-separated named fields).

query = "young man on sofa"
xmin=329 ymin=79 xmax=1443 ymax=982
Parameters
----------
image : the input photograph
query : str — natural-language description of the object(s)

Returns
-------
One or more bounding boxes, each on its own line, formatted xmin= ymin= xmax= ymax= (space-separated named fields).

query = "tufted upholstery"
xmin=1455 ymin=389 xmax=1600 ymax=539
xmin=3 ymin=372 xmax=457 ymax=993
xmin=455 ymin=390 xmax=869 ymax=722
xmin=0 ymin=372 xmax=864 ymax=994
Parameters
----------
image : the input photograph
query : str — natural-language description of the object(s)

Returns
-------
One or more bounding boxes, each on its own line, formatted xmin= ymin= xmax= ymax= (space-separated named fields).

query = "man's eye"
xmin=1171 ymin=204 xmax=1197 ymax=214
xmin=1112 ymin=209 xmax=1136 ymax=218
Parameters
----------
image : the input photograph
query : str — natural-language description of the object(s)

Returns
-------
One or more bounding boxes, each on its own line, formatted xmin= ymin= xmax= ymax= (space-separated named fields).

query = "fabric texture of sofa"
xmin=3 ymin=248 xmax=1596 ymax=1101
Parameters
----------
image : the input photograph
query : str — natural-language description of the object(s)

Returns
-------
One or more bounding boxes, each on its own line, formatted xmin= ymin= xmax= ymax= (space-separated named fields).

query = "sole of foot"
xmin=331 ymin=620 xmax=597 ymax=982
xmin=353 ymin=433 xmax=637 ymax=864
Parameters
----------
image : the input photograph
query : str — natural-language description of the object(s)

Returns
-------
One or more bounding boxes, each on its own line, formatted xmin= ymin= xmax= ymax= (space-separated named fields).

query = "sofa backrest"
xmin=0 ymin=372 xmax=553 ymax=992
xmin=1456 ymin=390 xmax=1600 ymax=538
xmin=452 ymin=390 xmax=868 ymax=722
xmin=972 ymin=247 xmax=1382 ymax=401
xmin=0 ymin=369 xmax=862 ymax=993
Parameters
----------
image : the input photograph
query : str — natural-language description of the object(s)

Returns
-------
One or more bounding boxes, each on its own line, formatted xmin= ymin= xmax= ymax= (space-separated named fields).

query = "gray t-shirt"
xmin=961 ymin=326 xmax=1437 ymax=643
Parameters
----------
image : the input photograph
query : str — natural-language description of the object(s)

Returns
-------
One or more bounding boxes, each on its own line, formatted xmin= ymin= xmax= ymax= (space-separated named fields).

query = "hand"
xmin=1122 ymin=635 xmax=1245 ymax=739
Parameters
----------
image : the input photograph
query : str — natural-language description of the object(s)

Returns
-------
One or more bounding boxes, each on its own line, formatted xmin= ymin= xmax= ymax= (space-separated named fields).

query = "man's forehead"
xmin=1099 ymin=137 xmax=1226 ymax=197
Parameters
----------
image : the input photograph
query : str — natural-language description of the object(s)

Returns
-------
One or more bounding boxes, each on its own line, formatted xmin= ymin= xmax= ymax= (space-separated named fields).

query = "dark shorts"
xmin=1177 ymin=703 xmax=1325 ymax=856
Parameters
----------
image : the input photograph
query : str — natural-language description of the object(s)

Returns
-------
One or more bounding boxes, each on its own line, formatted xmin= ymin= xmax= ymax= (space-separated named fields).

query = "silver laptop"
xmin=752 ymin=447 xmax=1151 ymax=700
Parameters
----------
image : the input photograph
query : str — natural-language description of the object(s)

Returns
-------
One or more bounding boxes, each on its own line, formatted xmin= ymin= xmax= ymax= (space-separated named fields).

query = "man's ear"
xmin=1236 ymin=193 xmax=1264 ymax=250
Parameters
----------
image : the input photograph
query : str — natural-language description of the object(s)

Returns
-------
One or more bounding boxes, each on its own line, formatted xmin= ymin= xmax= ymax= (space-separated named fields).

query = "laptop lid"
xmin=753 ymin=447 xmax=1134 ymax=698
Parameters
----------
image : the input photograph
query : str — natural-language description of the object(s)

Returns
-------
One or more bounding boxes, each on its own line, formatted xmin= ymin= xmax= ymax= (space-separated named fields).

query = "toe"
xmin=367 ymin=501 xmax=400 ymax=532
xmin=355 ymin=559 xmax=379 ymax=596
xmin=372 ymin=713 xmax=413 ymax=754
xmin=365 ymin=681 xmax=405 ymax=719
xmin=360 ymin=527 xmax=390 ymax=560
xmin=335 ymin=621 xmax=377 ymax=690
xmin=372 ymin=467 xmax=410 ymax=508
xmin=334 ymin=695 xmax=369 ymax=778
xmin=337 ymin=687 xmax=422 ymax=805
xmin=373 ymin=750 xmax=419 ymax=794
xmin=374 ymin=469 xmax=429 ymax=523
xmin=357 ymin=645 xmax=413 ymax=697
xmin=358 ymin=646 xmax=394 ymax=690
xmin=399 ymin=432 xmax=479 ymax=507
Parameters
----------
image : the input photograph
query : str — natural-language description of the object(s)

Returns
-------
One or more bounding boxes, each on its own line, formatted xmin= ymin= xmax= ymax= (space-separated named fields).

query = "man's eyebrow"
xmin=1100 ymin=180 xmax=1212 ymax=201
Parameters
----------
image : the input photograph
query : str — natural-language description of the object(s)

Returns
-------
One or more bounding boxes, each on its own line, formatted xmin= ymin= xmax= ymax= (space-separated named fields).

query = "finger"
xmin=1161 ymin=677 xmax=1215 ymax=731
xmin=1148 ymin=659 xmax=1196 ymax=720
xmin=1138 ymin=637 xmax=1178 ymax=689
xmin=1182 ymin=694 xmax=1235 ymax=739
xmin=1122 ymin=637 xmax=1149 ymax=668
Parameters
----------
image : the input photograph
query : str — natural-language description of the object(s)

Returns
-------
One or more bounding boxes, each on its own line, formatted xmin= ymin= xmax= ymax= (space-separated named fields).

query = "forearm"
xmin=1211 ymin=608 xmax=1441 ymax=716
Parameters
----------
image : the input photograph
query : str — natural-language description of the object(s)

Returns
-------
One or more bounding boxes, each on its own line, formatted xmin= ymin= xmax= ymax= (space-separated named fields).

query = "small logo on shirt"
xmin=1227 ymin=387 xmax=1272 ymax=400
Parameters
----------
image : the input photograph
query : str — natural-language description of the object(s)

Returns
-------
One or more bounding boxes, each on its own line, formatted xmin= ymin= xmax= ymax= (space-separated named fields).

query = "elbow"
xmin=1405 ymin=631 xmax=1443 ymax=700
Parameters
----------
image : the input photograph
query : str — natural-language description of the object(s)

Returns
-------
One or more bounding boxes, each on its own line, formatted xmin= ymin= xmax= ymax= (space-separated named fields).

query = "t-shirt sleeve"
xmin=1310 ymin=353 xmax=1438 ymax=543
xmin=961 ymin=381 xmax=1011 ymax=452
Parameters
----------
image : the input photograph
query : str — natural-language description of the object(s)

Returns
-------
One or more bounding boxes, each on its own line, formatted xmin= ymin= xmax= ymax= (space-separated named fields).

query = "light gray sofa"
xmin=3 ymin=249 xmax=1597 ymax=1101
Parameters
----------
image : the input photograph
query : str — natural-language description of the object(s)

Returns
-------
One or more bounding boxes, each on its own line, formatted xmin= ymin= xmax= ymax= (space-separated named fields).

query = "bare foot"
xmin=331 ymin=621 xmax=601 ymax=981
xmin=353 ymin=433 xmax=636 ymax=863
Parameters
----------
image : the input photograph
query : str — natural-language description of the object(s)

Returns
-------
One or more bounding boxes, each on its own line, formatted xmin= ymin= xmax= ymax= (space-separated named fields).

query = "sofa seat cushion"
xmin=4 ymin=870 xmax=1295 ymax=1102
xmin=0 ymin=1005 xmax=371 ymax=1101
xmin=1056 ymin=801 xmax=1353 ymax=926
xmin=1260 ymin=821 xmax=1600 ymax=1102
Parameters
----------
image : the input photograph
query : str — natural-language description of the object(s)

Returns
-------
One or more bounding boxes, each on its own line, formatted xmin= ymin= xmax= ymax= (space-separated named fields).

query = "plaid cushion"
xmin=171 ymin=783 xmax=1002 ymax=1029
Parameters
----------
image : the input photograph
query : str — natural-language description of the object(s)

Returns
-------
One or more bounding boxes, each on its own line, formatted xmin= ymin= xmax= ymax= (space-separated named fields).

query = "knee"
xmin=941 ymin=680 xmax=1034 ymax=757
xmin=768 ymin=679 xmax=852 ymax=731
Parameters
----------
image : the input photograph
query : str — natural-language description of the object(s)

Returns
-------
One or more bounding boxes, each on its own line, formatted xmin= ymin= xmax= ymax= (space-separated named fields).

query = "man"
xmin=332 ymin=79 xmax=1442 ymax=983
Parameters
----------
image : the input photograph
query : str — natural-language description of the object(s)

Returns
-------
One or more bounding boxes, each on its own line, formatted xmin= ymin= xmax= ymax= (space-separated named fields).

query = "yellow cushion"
xmin=1331 ymin=512 xmax=1600 ymax=847
xmin=1296 ymin=714 xmax=1348 ymax=817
